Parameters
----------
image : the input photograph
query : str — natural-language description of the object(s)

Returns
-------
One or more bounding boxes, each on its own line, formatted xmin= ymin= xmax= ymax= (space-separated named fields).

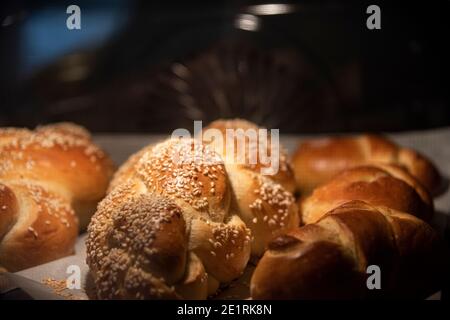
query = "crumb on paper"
xmin=41 ymin=277 xmax=85 ymax=300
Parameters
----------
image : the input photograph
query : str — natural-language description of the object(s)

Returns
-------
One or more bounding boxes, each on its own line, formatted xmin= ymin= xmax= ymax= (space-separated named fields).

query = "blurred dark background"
xmin=0 ymin=0 xmax=449 ymax=133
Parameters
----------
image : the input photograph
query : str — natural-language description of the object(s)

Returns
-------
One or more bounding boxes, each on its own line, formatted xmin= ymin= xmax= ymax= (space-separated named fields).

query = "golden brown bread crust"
xmin=252 ymin=238 xmax=362 ymax=299
xmin=87 ymin=138 xmax=252 ymax=299
xmin=87 ymin=186 xmax=191 ymax=299
xmin=292 ymin=134 xmax=442 ymax=196
xmin=88 ymin=119 xmax=299 ymax=299
xmin=203 ymin=119 xmax=299 ymax=256
xmin=300 ymin=165 xmax=433 ymax=224
xmin=37 ymin=122 xmax=92 ymax=139
xmin=135 ymin=139 xmax=230 ymax=223
xmin=397 ymin=148 xmax=442 ymax=196
xmin=0 ymin=123 xmax=114 ymax=271
xmin=253 ymin=156 xmax=443 ymax=299
xmin=0 ymin=183 xmax=78 ymax=271
xmin=251 ymin=201 xmax=446 ymax=299
xmin=226 ymin=168 xmax=298 ymax=256
xmin=203 ymin=119 xmax=296 ymax=193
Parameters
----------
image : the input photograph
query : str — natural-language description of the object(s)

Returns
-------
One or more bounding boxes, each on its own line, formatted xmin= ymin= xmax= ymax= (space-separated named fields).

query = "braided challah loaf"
xmin=0 ymin=123 xmax=114 ymax=271
xmin=292 ymin=134 xmax=442 ymax=196
xmin=251 ymin=164 xmax=446 ymax=299
xmin=87 ymin=119 xmax=299 ymax=299
xmin=251 ymin=200 xmax=446 ymax=299
xmin=87 ymin=138 xmax=252 ymax=299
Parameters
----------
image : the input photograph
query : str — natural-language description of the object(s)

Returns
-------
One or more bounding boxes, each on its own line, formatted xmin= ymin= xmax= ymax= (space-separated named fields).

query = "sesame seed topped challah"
xmin=0 ymin=123 xmax=114 ymax=271
xmin=86 ymin=119 xmax=299 ymax=299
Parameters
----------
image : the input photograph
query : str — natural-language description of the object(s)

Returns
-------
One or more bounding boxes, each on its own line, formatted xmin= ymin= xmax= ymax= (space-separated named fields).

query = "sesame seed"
xmin=28 ymin=227 xmax=38 ymax=238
